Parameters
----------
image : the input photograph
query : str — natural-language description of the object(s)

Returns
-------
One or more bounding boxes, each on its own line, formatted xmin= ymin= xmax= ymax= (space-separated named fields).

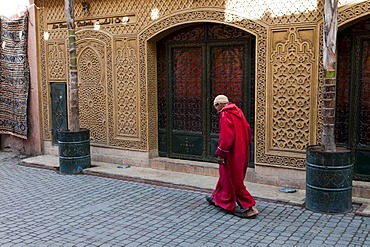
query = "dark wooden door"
xmin=50 ymin=83 xmax=68 ymax=144
xmin=158 ymin=23 xmax=255 ymax=164
xmin=337 ymin=23 xmax=370 ymax=181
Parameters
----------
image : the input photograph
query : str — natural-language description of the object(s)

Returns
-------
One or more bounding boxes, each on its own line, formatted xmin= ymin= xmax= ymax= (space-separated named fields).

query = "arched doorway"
xmin=337 ymin=18 xmax=370 ymax=181
xmin=157 ymin=23 xmax=255 ymax=166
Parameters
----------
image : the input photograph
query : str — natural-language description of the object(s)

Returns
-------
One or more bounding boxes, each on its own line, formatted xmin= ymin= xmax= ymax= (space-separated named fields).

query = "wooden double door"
xmin=157 ymin=23 xmax=255 ymax=165
xmin=337 ymin=19 xmax=370 ymax=181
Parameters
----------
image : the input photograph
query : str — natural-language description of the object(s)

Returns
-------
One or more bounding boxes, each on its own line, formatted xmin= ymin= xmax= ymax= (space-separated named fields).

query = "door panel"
xmin=50 ymin=83 xmax=68 ymax=144
xmin=170 ymin=45 xmax=204 ymax=158
xmin=355 ymin=37 xmax=370 ymax=177
xmin=172 ymin=133 xmax=203 ymax=156
xmin=208 ymin=43 xmax=248 ymax=161
xmin=337 ymin=26 xmax=370 ymax=181
xmin=158 ymin=23 xmax=255 ymax=164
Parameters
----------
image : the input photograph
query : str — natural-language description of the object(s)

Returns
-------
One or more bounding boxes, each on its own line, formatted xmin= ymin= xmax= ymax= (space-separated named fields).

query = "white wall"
xmin=0 ymin=0 xmax=29 ymax=18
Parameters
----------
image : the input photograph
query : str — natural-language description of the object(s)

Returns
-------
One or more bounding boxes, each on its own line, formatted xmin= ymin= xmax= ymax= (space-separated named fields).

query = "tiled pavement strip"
xmin=0 ymin=152 xmax=369 ymax=246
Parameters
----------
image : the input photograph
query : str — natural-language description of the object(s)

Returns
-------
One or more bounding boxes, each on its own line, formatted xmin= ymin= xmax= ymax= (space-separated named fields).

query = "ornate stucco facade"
xmin=26 ymin=0 xmax=370 ymax=187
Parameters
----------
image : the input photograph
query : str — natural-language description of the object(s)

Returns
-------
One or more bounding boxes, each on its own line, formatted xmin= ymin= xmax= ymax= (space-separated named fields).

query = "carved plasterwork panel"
xmin=269 ymin=27 xmax=315 ymax=154
xmin=41 ymin=0 xmax=324 ymax=33
xmin=147 ymin=42 xmax=158 ymax=153
xmin=72 ymin=31 xmax=144 ymax=149
xmin=40 ymin=9 xmax=52 ymax=140
xmin=113 ymin=38 xmax=139 ymax=140
xmin=76 ymin=34 xmax=108 ymax=144
xmin=47 ymin=43 xmax=66 ymax=81
xmin=317 ymin=25 xmax=324 ymax=145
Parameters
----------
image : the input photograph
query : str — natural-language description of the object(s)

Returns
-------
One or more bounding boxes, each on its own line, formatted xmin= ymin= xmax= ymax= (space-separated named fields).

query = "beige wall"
xmin=35 ymin=0 xmax=370 ymax=176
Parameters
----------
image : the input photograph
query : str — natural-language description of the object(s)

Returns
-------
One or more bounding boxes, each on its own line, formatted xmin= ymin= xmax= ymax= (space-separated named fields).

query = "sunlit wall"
xmin=0 ymin=0 xmax=29 ymax=18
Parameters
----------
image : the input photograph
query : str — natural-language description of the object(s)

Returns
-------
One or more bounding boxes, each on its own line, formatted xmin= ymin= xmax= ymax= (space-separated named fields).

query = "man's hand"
xmin=217 ymin=156 xmax=225 ymax=165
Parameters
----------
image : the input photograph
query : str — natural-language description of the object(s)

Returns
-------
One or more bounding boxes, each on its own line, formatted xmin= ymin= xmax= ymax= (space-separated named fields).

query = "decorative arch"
xmin=338 ymin=1 xmax=370 ymax=28
xmin=138 ymin=10 xmax=269 ymax=162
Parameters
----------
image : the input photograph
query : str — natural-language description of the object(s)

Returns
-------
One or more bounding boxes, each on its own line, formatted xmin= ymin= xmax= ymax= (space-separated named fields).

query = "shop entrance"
xmin=337 ymin=19 xmax=370 ymax=181
xmin=157 ymin=23 xmax=255 ymax=165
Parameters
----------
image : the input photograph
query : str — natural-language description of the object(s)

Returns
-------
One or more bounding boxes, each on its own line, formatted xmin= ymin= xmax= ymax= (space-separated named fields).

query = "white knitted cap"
xmin=213 ymin=95 xmax=229 ymax=105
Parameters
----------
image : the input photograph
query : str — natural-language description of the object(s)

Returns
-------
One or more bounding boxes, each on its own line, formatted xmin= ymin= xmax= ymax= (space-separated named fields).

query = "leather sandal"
xmin=234 ymin=205 xmax=259 ymax=219
xmin=245 ymin=206 xmax=259 ymax=218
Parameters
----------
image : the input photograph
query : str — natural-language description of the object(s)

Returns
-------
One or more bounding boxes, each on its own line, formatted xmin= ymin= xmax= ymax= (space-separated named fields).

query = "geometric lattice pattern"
xmin=42 ymin=0 xmax=323 ymax=28
xmin=271 ymin=28 xmax=314 ymax=152
xmin=48 ymin=43 xmax=66 ymax=80
xmin=76 ymin=38 xmax=108 ymax=144
xmin=114 ymin=38 xmax=138 ymax=139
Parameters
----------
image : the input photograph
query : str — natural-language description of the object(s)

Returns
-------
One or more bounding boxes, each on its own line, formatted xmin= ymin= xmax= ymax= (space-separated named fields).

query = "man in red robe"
xmin=206 ymin=95 xmax=259 ymax=218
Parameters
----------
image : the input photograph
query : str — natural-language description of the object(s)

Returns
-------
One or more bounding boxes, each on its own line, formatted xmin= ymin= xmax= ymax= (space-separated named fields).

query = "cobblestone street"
xmin=0 ymin=152 xmax=369 ymax=246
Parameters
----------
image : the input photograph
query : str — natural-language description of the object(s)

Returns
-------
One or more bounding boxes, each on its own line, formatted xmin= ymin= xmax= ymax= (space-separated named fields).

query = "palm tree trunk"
xmin=322 ymin=0 xmax=338 ymax=152
xmin=64 ymin=0 xmax=80 ymax=131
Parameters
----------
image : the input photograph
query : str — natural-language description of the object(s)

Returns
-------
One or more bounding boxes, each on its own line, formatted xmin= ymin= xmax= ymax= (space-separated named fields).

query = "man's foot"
xmin=205 ymin=195 xmax=215 ymax=206
xmin=233 ymin=205 xmax=259 ymax=219
xmin=246 ymin=206 xmax=259 ymax=218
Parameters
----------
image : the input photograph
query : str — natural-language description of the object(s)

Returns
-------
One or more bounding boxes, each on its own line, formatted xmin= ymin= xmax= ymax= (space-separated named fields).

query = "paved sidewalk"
xmin=20 ymin=154 xmax=370 ymax=217
xmin=0 ymin=151 xmax=369 ymax=246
